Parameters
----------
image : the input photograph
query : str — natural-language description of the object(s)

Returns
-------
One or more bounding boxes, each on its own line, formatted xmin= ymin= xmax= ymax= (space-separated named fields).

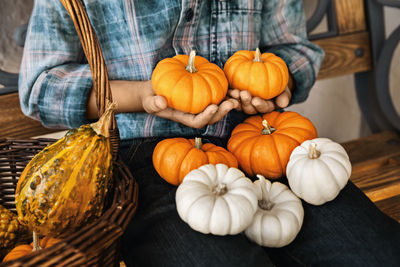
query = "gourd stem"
xmin=194 ymin=137 xmax=202 ymax=150
xmin=185 ymin=50 xmax=198 ymax=73
xmin=256 ymin=175 xmax=274 ymax=210
xmin=308 ymin=143 xmax=321 ymax=159
xmin=91 ymin=101 xmax=117 ymax=137
xmin=212 ymin=183 xmax=227 ymax=196
xmin=262 ymin=120 xmax=276 ymax=135
xmin=253 ymin=48 xmax=263 ymax=62
xmin=32 ymin=231 xmax=41 ymax=251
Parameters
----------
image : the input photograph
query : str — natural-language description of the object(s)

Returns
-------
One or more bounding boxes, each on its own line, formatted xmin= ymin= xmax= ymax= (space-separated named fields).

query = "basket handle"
xmin=60 ymin=0 xmax=120 ymax=156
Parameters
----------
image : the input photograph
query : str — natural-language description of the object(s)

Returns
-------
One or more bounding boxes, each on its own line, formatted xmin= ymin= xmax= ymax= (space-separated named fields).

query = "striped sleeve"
xmin=260 ymin=0 xmax=325 ymax=104
xmin=18 ymin=0 xmax=92 ymax=129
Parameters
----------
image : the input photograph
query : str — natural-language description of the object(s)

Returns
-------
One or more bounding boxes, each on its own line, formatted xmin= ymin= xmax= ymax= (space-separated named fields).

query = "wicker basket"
xmin=0 ymin=0 xmax=139 ymax=266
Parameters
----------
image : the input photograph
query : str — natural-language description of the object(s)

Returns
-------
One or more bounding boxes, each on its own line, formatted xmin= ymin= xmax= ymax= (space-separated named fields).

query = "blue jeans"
xmin=120 ymin=138 xmax=400 ymax=267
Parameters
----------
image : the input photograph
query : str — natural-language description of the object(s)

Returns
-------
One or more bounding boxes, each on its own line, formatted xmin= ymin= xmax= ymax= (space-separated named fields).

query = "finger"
xmin=239 ymin=90 xmax=258 ymax=115
xmin=143 ymin=95 xmax=167 ymax=113
xmin=228 ymin=89 xmax=241 ymax=99
xmin=275 ymin=87 xmax=292 ymax=108
xmin=209 ymin=99 xmax=239 ymax=124
xmin=155 ymin=104 xmax=218 ymax=129
xmin=251 ymin=97 xmax=275 ymax=114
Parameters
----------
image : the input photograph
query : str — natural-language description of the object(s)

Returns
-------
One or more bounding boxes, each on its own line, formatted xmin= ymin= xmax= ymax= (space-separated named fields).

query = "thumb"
xmin=143 ymin=95 xmax=168 ymax=113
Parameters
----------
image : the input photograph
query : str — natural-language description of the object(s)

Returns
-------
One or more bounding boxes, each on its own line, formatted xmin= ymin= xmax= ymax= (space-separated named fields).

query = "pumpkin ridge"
xmin=273 ymin=132 xmax=302 ymax=146
xmin=16 ymin=138 xmax=69 ymax=196
xmin=186 ymin=194 xmax=211 ymax=221
xmin=15 ymin=143 xmax=74 ymax=215
xmin=178 ymin=146 xmax=205 ymax=183
xmin=248 ymin=135 xmax=263 ymax=177
xmin=198 ymin=73 xmax=223 ymax=102
xmin=221 ymin=195 xmax=234 ymax=233
xmin=78 ymin=139 xmax=111 ymax=220
xmin=170 ymin=74 xmax=193 ymax=112
xmin=318 ymin=158 xmax=342 ymax=189
xmin=164 ymin=140 xmax=192 ymax=184
xmin=195 ymin=74 xmax=214 ymax=104
xmin=207 ymin=195 xmax=218 ymax=233
xmin=53 ymin=136 xmax=99 ymax=220
xmin=270 ymin=135 xmax=284 ymax=176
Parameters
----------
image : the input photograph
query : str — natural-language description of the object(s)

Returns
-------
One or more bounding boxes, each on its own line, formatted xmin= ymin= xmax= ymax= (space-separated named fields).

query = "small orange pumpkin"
xmin=153 ymin=137 xmax=238 ymax=186
xmin=227 ymin=111 xmax=317 ymax=179
xmin=151 ymin=50 xmax=228 ymax=114
xmin=223 ymin=48 xmax=289 ymax=100
xmin=2 ymin=237 xmax=60 ymax=262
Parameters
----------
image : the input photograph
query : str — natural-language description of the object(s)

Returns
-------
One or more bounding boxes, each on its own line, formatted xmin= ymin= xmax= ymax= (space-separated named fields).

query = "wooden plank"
xmin=313 ymin=32 xmax=372 ymax=79
xmin=350 ymin=159 xmax=400 ymax=202
xmin=334 ymin=0 xmax=366 ymax=34
xmin=0 ymin=92 xmax=58 ymax=139
xmin=342 ymin=131 xmax=400 ymax=203
xmin=374 ymin=195 xmax=400 ymax=223
xmin=341 ymin=131 xmax=400 ymax=173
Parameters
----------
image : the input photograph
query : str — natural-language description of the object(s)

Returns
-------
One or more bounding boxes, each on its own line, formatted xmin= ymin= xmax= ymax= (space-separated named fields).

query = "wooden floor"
xmin=342 ymin=131 xmax=400 ymax=222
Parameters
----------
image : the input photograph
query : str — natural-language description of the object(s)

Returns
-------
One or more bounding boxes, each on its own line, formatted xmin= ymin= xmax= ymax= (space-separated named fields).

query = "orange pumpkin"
xmin=227 ymin=111 xmax=317 ymax=179
xmin=223 ymin=48 xmax=289 ymax=100
xmin=151 ymin=50 xmax=228 ymax=114
xmin=2 ymin=237 xmax=60 ymax=262
xmin=152 ymin=137 xmax=238 ymax=186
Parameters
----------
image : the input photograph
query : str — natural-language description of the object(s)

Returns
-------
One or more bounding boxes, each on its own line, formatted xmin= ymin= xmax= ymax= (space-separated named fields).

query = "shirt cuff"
xmin=35 ymin=64 xmax=93 ymax=129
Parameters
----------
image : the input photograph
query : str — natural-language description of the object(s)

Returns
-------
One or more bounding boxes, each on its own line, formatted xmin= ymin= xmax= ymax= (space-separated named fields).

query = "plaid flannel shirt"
xmin=19 ymin=0 xmax=324 ymax=140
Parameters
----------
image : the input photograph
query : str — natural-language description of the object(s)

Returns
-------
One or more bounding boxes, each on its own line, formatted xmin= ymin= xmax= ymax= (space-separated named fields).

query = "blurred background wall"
xmin=0 ymin=0 xmax=398 ymax=142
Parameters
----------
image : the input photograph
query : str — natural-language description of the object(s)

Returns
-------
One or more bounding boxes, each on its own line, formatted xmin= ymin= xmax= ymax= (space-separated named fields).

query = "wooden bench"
xmin=0 ymin=0 xmax=399 ymax=222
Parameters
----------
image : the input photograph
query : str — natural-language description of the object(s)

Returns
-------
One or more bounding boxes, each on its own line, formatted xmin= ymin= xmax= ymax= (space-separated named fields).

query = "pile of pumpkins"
xmin=0 ymin=48 xmax=352 ymax=262
xmin=151 ymin=49 xmax=352 ymax=247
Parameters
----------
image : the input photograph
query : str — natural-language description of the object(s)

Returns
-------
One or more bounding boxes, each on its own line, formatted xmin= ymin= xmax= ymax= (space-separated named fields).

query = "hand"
xmin=142 ymin=81 xmax=239 ymax=128
xmin=228 ymin=86 xmax=292 ymax=115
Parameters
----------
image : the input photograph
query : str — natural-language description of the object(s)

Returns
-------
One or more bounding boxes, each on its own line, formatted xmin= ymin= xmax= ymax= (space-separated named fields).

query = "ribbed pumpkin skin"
xmin=223 ymin=50 xmax=289 ymax=100
xmin=15 ymin=125 xmax=113 ymax=236
xmin=2 ymin=237 xmax=60 ymax=263
xmin=151 ymin=54 xmax=228 ymax=114
xmin=2 ymin=245 xmax=33 ymax=263
xmin=227 ymin=112 xmax=317 ymax=179
xmin=152 ymin=138 xmax=238 ymax=186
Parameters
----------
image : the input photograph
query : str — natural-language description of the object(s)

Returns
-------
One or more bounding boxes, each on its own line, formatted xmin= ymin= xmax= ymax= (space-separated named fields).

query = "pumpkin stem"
xmin=253 ymin=48 xmax=263 ymax=62
xmin=185 ymin=50 xmax=198 ymax=73
xmin=32 ymin=231 xmax=42 ymax=251
xmin=308 ymin=142 xmax=321 ymax=159
xmin=256 ymin=175 xmax=274 ymax=210
xmin=212 ymin=183 xmax=227 ymax=196
xmin=194 ymin=137 xmax=203 ymax=150
xmin=90 ymin=101 xmax=117 ymax=137
xmin=262 ymin=120 xmax=276 ymax=135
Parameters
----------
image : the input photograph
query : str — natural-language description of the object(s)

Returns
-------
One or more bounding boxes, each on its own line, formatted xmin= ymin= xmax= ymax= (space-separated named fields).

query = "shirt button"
xmin=186 ymin=8 xmax=194 ymax=22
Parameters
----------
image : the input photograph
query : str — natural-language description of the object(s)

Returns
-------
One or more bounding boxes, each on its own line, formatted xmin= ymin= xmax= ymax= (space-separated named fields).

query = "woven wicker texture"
xmin=0 ymin=0 xmax=139 ymax=265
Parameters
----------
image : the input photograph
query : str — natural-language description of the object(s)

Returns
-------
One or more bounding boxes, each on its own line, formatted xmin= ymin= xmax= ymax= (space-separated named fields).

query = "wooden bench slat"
xmin=313 ymin=31 xmax=372 ymax=79
xmin=334 ymin=0 xmax=366 ymax=34
xmin=374 ymin=195 xmax=400 ymax=223
xmin=0 ymin=92 xmax=59 ymax=139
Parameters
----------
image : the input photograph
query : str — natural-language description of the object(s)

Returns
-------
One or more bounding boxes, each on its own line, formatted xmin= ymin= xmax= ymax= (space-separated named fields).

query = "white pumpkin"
xmin=286 ymin=138 xmax=352 ymax=205
xmin=245 ymin=175 xmax=304 ymax=247
xmin=175 ymin=164 xmax=258 ymax=235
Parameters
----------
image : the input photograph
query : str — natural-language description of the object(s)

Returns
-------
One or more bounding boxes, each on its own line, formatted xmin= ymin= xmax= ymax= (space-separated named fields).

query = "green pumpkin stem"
xmin=90 ymin=101 xmax=117 ymax=137
xmin=262 ymin=120 xmax=276 ymax=135
xmin=185 ymin=50 xmax=198 ymax=73
xmin=309 ymin=143 xmax=321 ymax=159
xmin=32 ymin=231 xmax=41 ymax=251
xmin=194 ymin=137 xmax=203 ymax=150
xmin=253 ymin=48 xmax=263 ymax=62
